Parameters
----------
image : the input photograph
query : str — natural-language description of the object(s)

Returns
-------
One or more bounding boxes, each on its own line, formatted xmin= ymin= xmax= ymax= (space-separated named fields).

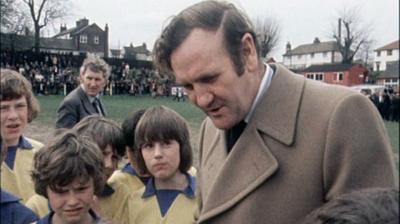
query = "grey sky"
xmin=58 ymin=0 xmax=398 ymax=61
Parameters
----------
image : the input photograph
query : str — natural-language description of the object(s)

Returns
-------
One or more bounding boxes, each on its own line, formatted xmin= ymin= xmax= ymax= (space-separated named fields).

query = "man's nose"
xmin=195 ymin=91 xmax=214 ymax=109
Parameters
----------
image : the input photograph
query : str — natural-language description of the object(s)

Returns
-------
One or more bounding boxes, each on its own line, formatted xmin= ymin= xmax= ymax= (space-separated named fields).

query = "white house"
xmin=282 ymin=38 xmax=342 ymax=70
xmin=373 ymin=40 xmax=399 ymax=72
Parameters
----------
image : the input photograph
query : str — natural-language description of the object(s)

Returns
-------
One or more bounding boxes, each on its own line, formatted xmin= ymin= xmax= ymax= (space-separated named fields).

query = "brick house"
xmin=1 ymin=18 xmax=109 ymax=57
xmin=297 ymin=63 xmax=368 ymax=87
xmin=53 ymin=18 xmax=109 ymax=57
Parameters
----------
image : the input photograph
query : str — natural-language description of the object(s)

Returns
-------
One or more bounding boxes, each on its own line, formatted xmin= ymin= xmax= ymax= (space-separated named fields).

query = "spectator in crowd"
xmin=152 ymin=1 xmax=397 ymax=223
xmin=109 ymin=109 xmax=151 ymax=191
xmin=0 ymin=134 xmax=39 ymax=224
xmin=130 ymin=106 xmax=197 ymax=224
xmin=31 ymin=131 xmax=106 ymax=224
xmin=55 ymin=54 xmax=110 ymax=129
xmin=302 ymin=188 xmax=399 ymax=224
xmin=0 ymin=69 xmax=43 ymax=203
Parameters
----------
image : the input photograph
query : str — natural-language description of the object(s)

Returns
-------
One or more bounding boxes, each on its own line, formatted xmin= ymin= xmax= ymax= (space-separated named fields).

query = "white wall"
xmin=374 ymin=48 xmax=399 ymax=71
xmin=282 ymin=51 xmax=342 ymax=69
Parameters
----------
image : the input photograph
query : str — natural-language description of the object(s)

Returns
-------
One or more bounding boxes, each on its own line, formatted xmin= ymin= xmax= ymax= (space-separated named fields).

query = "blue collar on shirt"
xmin=122 ymin=163 xmax=151 ymax=184
xmin=101 ymin=183 xmax=115 ymax=197
xmin=0 ymin=189 xmax=20 ymax=204
xmin=122 ymin=163 xmax=139 ymax=176
xmin=1 ymin=136 xmax=33 ymax=150
xmin=142 ymin=173 xmax=196 ymax=199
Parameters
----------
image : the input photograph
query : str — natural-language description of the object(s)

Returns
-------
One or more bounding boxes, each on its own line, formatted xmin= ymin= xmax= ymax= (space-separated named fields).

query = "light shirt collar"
xmin=244 ymin=63 xmax=274 ymax=123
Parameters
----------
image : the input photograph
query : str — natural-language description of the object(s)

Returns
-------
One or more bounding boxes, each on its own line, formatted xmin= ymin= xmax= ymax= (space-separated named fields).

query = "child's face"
xmin=47 ymin=177 xmax=95 ymax=224
xmin=0 ymin=96 xmax=28 ymax=146
xmin=103 ymin=144 xmax=119 ymax=179
xmin=141 ymin=139 xmax=181 ymax=180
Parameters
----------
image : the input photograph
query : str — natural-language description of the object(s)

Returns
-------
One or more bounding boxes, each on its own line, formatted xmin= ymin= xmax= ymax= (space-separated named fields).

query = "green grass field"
xmin=35 ymin=95 xmax=399 ymax=159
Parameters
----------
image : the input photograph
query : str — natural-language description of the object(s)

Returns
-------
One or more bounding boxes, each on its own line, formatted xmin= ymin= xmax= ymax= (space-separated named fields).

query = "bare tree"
xmin=20 ymin=0 xmax=71 ymax=55
xmin=333 ymin=6 xmax=373 ymax=64
xmin=253 ymin=16 xmax=281 ymax=59
xmin=1 ymin=0 xmax=20 ymax=32
xmin=356 ymin=39 xmax=376 ymax=68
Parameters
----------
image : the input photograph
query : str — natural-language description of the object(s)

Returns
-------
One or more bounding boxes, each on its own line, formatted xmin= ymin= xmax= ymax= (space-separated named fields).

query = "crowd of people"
xmin=361 ymin=88 xmax=400 ymax=122
xmin=0 ymin=50 xmax=177 ymax=98
xmin=1 ymin=1 xmax=399 ymax=224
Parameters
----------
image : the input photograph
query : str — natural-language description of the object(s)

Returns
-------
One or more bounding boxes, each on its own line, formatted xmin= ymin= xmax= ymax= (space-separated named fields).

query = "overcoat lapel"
xmin=198 ymin=63 xmax=305 ymax=222
xmin=200 ymin=124 xmax=279 ymax=221
xmin=77 ymin=86 xmax=97 ymax=115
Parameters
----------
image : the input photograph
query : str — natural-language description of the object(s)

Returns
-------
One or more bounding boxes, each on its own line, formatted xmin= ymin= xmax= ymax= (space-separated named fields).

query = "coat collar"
xmin=251 ymin=63 xmax=305 ymax=146
xmin=198 ymin=63 xmax=305 ymax=222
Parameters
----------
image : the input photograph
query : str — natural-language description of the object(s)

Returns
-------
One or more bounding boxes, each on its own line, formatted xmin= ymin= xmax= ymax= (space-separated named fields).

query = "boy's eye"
xmin=161 ymin=140 xmax=173 ymax=146
xmin=76 ymin=186 xmax=88 ymax=192
xmin=142 ymin=143 xmax=154 ymax=149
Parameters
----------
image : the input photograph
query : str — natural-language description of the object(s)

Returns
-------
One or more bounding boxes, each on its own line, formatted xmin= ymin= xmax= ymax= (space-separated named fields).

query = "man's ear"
xmin=241 ymin=33 xmax=258 ymax=72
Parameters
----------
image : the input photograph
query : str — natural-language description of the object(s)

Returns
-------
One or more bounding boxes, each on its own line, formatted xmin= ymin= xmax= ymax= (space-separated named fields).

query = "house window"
xmin=310 ymin=53 xmax=315 ymax=59
xmin=94 ymin=36 xmax=99 ymax=44
xmin=337 ymin=72 xmax=343 ymax=81
xmin=80 ymin=35 xmax=87 ymax=43
xmin=315 ymin=73 xmax=324 ymax=81
xmin=322 ymin=52 xmax=327 ymax=58
xmin=297 ymin=55 xmax=302 ymax=60
xmin=376 ymin=62 xmax=380 ymax=72
xmin=377 ymin=51 xmax=381 ymax=57
xmin=387 ymin=49 xmax=392 ymax=56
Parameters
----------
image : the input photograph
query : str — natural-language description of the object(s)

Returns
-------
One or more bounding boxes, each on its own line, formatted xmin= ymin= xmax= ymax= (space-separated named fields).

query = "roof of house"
xmin=299 ymin=63 xmax=365 ymax=73
xmin=379 ymin=61 xmax=399 ymax=78
xmin=124 ymin=43 xmax=150 ymax=55
xmin=53 ymin=23 xmax=103 ymax=38
xmin=0 ymin=33 xmax=75 ymax=51
xmin=283 ymin=40 xmax=340 ymax=56
xmin=375 ymin=40 xmax=399 ymax=51
xmin=40 ymin=37 xmax=75 ymax=50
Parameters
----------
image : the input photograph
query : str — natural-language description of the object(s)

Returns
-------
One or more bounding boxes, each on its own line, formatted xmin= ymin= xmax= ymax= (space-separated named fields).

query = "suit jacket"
xmin=55 ymin=86 xmax=107 ymax=128
xmin=196 ymin=63 xmax=397 ymax=224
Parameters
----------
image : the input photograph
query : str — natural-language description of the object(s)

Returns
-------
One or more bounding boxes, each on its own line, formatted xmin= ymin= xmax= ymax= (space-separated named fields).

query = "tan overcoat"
xmin=196 ymin=64 xmax=397 ymax=224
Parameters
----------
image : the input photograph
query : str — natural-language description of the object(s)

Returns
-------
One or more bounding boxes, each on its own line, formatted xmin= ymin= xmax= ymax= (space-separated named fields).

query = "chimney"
xmin=104 ymin=23 xmax=109 ymax=58
xmin=76 ymin=18 xmax=89 ymax=28
xmin=338 ymin=18 xmax=342 ymax=41
xmin=313 ymin=37 xmax=320 ymax=44
xmin=60 ymin=24 xmax=67 ymax=32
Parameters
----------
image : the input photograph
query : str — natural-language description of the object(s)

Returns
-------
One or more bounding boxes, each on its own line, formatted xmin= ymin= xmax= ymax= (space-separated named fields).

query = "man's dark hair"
xmin=153 ymin=0 xmax=260 ymax=77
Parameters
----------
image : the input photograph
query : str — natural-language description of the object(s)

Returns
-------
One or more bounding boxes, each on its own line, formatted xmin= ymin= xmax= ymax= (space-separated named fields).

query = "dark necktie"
xmin=92 ymin=98 xmax=103 ymax=116
xmin=226 ymin=120 xmax=247 ymax=153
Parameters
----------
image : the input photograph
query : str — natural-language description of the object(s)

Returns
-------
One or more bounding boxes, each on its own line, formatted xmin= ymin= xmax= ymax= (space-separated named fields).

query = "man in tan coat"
xmin=153 ymin=1 xmax=397 ymax=223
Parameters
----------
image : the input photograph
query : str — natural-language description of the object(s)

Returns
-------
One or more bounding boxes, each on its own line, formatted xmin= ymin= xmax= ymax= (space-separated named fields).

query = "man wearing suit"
xmin=55 ymin=54 xmax=109 ymax=129
xmin=152 ymin=1 xmax=397 ymax=223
